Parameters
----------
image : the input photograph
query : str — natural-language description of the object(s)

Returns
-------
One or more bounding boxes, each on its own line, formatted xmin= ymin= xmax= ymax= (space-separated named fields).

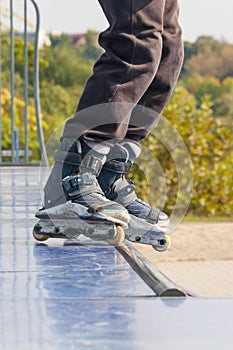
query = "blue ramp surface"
xmin=1 ymin=167 xmax=233 ymax=350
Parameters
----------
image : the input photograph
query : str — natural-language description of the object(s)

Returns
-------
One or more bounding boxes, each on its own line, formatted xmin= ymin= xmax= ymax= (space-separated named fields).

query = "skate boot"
xmin=77 ymin=140 xmax=170 ymax=251
xmin=42 ymin=138 xmax=129 ymax=223
xmin=97 ymin=140 xmax=169 ymax=232
xmin=33 ymin=138 xmax=130 ymax=245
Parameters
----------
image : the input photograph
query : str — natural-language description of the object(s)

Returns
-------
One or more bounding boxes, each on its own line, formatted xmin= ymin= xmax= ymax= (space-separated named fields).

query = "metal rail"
xmin=116 ymin=243 xmax=188 ymax=297
xmin=0 ymin=0 xmax=48 ymax=165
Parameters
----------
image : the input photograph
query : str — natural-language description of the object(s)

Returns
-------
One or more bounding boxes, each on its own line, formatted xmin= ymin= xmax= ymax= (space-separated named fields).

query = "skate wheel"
xmin=32 ymin=229 xmax=49 ymax=242
xmin=152 ymin=234 xmax=171 ymax=252
xmin=107 ymin=225 xmax=125 ymax=246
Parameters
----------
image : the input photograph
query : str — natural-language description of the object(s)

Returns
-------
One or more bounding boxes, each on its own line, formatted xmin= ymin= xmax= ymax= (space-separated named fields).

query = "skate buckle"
xmin=62 ymin=174 xmax=93 ymax=192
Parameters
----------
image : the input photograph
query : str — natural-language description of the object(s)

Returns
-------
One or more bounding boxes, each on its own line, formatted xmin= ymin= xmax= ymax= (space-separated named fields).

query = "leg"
xmin=43 ymin=1 xmax=167 ymax=218
xmin=98 ymin=0 xmax=184 ymax=224
xmin=126 ymin=0 xmax=184 ymax=141
xmin=42 ymin=1 xmax=182 ymax=229
xmin=62 ymin=0 xmax=167 ymax=141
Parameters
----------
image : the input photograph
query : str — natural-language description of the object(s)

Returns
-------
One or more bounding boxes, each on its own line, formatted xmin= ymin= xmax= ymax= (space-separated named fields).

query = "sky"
xmin=34 ymin=0 xmax=233 ymax=43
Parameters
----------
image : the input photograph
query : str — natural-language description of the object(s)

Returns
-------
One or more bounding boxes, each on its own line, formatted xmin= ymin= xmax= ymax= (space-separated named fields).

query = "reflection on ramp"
xmin=0 ymin=167 xmax=233 ymax=350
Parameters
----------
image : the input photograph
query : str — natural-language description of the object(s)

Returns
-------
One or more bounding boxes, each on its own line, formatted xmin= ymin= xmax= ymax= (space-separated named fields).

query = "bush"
xmin=131 ymin=87 xmax=233 ymax=217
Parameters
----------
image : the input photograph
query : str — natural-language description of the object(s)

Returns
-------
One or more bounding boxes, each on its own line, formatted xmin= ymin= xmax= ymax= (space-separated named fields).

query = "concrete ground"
xmin=135 ymin=222 xmax=233 ymax=297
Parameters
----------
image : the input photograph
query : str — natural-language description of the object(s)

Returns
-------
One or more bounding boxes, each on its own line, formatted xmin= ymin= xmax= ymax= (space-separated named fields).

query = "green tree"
xmin=183 ymin=36 xmax=233 ymax=80
xmin=49 ymin=33 xmax=72 ymax=47
xmin=77 ymin=30 xmax=102 ymax=61
xmin=40 ymin=43 xmax=94 ymax=87
xmin=39 ymin=81 xmax=83 ymax=141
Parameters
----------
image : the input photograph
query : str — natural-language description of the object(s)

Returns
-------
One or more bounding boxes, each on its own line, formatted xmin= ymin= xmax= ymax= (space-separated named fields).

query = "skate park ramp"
xmin=1 ymin=167 xmax=233 ymax=350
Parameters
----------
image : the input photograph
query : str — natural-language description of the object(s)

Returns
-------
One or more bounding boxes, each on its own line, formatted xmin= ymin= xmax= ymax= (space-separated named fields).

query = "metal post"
xmin=0 ymin=0 xmax=2 ymax=162
xmin=30 ymin=0 xmax=48 ymax=166
xmin=10 ymin=0 xmax=15 ymax=163
xmin=24 ymin=0 xmax=29 ymax=163
xmin=14 ymin=130 xmax=19 ymax=163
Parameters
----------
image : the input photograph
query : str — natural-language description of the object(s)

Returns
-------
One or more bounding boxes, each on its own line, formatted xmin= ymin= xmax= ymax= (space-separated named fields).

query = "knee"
xmin=100 ymin=28 xmax=163 ymax=66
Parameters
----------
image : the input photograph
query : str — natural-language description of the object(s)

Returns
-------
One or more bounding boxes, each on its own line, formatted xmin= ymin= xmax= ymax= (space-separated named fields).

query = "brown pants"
xmin=62 ymin=0 xmax=184 ymax=142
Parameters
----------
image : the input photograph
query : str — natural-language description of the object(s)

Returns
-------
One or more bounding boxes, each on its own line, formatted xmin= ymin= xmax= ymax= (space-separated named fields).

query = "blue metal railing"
xmin=0 ymin=0 xmax=48 ymax=165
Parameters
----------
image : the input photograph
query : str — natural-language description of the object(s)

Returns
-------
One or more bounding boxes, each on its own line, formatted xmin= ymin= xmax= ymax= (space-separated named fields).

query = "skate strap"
xmin=62 ymin=173 xmax=104 ymax=199
xmin=107 ymin=178 xmax=136 ymax=207
xmin=146 ymin=208 xmax=161 ymax=224
xmin=81 ymin=155 xmax=103 ymax=176
xmin=103 ymin=159 xmax=132 ymax=174
xmin=110 ymin=183 xmax=135 ymax=201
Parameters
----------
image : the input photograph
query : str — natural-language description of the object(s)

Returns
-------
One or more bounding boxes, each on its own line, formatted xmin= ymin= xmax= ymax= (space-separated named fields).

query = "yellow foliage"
xmin=1 ymin=88 xmax=48 ymax=161
xmin=135 ymin=86 xmax=233 ymax=217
